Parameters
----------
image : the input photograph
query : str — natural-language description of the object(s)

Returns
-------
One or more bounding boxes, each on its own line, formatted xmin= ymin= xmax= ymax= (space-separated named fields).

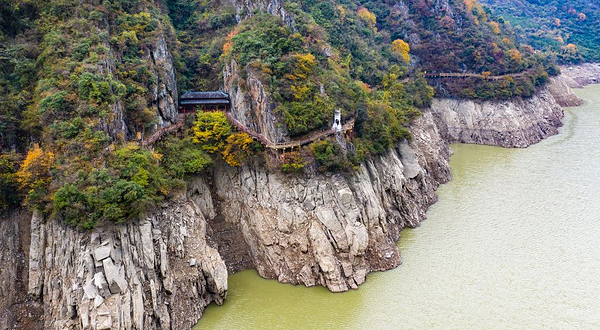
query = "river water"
xmin=195 ymin=85 xmax=600 ymax=330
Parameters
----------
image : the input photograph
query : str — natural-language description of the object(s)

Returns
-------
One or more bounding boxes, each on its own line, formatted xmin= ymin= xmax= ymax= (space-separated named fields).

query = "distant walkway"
xmin=142 ymin=111 xmax=355 ymax=150
xmin=425 ymin=70 xmax=531 ymax=81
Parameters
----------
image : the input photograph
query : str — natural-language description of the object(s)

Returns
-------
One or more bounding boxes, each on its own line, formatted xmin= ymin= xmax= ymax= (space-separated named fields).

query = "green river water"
xmin=195 ymin=85 xmax=600 ymax=330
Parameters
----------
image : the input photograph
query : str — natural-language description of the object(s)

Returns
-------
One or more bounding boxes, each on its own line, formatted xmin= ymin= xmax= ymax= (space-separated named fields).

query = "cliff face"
xmin=208 ymin=110 xmax=451 ymax=292
xmin=223 ymin=59 xmax=290 ymax=143
xmin=2 ymin=68 xmax=586 ymax=330
xmin=430 ymin=88 xmax=565 ymax=148
xmin=21 ymin=180 xmax=227 ymax=330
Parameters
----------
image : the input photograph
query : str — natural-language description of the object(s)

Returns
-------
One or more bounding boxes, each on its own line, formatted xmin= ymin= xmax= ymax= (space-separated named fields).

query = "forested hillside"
xmin=481 ymin=0 xmax=599 ymax=63
xmin=0 ymin=0 xmax=558 ymax=228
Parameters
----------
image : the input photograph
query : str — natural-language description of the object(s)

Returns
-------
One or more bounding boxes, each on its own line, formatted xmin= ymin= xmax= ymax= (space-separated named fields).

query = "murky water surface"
xmin=195 ymin=85 xmax=600 ymax=329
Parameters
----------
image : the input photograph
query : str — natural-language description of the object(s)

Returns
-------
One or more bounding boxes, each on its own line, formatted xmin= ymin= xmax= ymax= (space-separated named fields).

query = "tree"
xmin=16 ymin=144 xmax=54 ymax=208
xmin=391 ymin=39 xmax=411 ymax=62
xmin=192 ymin=111 xmax=232 ymax=153
xmin=222 ymin=132 xmax=254 ymax=167
xmin=357 ymin=7 xmax=377 ymax=31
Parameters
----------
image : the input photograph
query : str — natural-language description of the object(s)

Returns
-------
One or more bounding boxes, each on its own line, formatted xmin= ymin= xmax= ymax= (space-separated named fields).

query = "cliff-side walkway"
xmin=425 ymin=70 xmax=532 ymax=81
xmin=142 ymin=111 xmax=355 ymax=150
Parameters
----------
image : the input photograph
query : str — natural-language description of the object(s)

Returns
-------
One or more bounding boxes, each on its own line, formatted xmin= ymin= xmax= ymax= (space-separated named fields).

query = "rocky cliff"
xmin=0 ymin=71 xmax=583 ymax=329
xmin=430 ymin=88 xmax=565 ymax=148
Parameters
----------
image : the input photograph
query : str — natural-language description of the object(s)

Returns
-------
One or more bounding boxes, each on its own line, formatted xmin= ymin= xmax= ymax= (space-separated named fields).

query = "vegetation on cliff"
xmin=0 ymin=0 xmax=561 ymax=228
xmin=481 ymin=0 xmax=599 ymax=63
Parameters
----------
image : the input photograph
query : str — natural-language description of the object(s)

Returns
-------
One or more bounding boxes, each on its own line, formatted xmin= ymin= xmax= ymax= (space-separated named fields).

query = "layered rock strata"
xmin=430 ymin=88 xmax=565 ymax=148
xmin=1 ymin=73 xmax=582 ymax=329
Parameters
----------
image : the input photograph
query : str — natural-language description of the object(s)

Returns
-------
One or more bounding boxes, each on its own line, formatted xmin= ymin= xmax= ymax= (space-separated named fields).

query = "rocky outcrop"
xmin=149 ymin=35 xmax=179 ymax=127
xmin=0 ymin=210 xmax=43 ymax=330
xmin=223 ymin=59 xmax=290 ymax=143
xmin=430 ymin=87 xmax=565 ymax=148
xmin=2 ymin=64 xmax=579 ymax=330
xmin=230 ymin=0 xmax=295 ymax=28
xmin=560 ymin=63 xmax=600 ymax=88
xmin=209 ymin=111 xmax=451 ymax=292
xmin=547 ymin=76 xmax=583 ymax=107
xmin=24 ymin=179 xmax=227 ymax=330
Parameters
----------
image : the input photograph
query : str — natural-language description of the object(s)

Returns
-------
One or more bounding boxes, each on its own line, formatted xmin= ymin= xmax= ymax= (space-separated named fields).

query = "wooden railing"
xmin=142 ymin=111 xmax=356 ymax=151
xmin=141 ymin=114 xmax=186 ymax=147
xmin=225 ymin=112 xmax=355 ymax=150
xmin=425 ymin=70 xmax=531 ymax=81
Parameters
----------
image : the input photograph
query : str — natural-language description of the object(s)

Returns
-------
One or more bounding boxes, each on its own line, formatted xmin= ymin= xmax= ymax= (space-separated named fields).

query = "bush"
xmin=312 ymin=139 xmax=348 ymax=172
xmin=52 ymin=143 xmax=174 ymax=228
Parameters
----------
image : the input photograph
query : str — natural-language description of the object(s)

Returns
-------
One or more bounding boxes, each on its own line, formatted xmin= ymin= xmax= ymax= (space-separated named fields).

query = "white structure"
xmin=332 ymin=109 xmax=342 ymax=132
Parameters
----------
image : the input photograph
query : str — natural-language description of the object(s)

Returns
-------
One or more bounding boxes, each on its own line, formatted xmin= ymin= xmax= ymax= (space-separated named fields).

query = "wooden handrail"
xmin=142 ymin=110 xmax=356 ymax=150
xmin=424 ymin=70 xmax=532 ymax=81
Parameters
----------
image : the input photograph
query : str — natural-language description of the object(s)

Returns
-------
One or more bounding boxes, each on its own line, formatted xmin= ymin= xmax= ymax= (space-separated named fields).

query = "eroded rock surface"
xmin=430 ymin=88 xmax=565 ymax=148
xmin=1 ymin=61 xmax=582 ymax=330
xmin=23 ymin=180 xmax=226 ymax=330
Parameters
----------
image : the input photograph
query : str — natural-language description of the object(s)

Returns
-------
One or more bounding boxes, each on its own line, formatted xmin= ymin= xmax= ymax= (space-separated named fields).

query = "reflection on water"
xmin=196 ymin=85 xmax=600 ymax=330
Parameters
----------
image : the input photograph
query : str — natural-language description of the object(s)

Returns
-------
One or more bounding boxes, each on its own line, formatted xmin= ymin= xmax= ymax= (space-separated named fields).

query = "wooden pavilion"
xmin=179 ymin=91 xmax=230 ymax=113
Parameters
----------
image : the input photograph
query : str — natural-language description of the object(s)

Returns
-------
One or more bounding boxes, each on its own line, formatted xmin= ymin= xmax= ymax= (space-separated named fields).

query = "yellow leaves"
xmin=151 ymin=152 xmax=163 ymax=161
xmin=222 ymin=132 xmax=254 ymax=167
xmin=16 ymin=144 xmax=54 ymax=206
xmin=501 ymin=37 xmax=513 ymax=46
xmin=285 ymin=53 xmax=316 ymax=81
xmin=336 ymin=5 xmax=346 ymax=22
xmin=464 ymin=0 xmax=486 ymax=24
xmin=192 ymin=112 xmax=232 ymax=154
xmin=391 ymin=39 xmax=410 ymax=62
xmin=291 ymin=85 xmax=311 ymax=101
xmin=357 ymin=7 xmax=377 ymax=31
xmin=508 ymin=48 xmax=522 ymax=63
xmin=192 ymin=112 xmax=255 ymax=167
xmin=489 ymin=21 xmax=500 ymax=34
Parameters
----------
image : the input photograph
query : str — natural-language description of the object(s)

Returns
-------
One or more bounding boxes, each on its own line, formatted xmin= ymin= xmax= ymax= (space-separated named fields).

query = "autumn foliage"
xmin=391 ymin=39 xmax=410 ymax=62
xmin=16 ymin=144 xmax=54 ymax=208
xmin=357 ymin=7 xmax=377 ymax=30
xmin=192 ymin=111 xmax=255 ymax=167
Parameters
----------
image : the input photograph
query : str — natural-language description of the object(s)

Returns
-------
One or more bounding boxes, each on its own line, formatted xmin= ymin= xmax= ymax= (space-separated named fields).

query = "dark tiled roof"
xmin=180 ymin=99 xmax=230 ymax=105
xmin=181 ymin=91 xmax=229 ymax=100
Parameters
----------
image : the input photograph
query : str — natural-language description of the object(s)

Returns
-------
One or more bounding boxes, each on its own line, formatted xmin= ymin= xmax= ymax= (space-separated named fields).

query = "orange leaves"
xmin=391 ymin=39 xmax=410 ymax=62
xmin=489 ymin=21 xmax=501 ymax=34
xmin=222 ymin=27 xmax=240 ymax=56
xmin=553 ymin=18 xmax=561 ymax=27
xmin=16 ymin=144 xmax=55 ymax=206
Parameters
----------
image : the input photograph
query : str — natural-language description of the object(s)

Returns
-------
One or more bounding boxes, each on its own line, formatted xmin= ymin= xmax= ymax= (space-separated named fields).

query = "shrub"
xmin=312 ymin=139 xmax=348 ymax=172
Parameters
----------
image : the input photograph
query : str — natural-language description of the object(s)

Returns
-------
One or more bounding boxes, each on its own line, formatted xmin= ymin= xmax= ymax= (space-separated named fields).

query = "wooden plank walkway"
xmin=142 ymin=111 xmax=355 ymax=150
xmin=425 ymin=70 xmax=531 ymax=81
xmin=225 ymin=112 xmax=355 ymax=150
xmin=141 ymin=114 xmax=186 ymax=147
